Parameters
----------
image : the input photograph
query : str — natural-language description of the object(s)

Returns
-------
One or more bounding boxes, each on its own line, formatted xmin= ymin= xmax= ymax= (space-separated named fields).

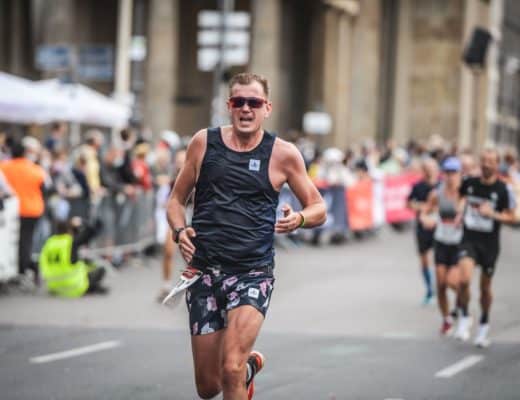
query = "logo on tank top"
xmin=249 ymin=159 xmax=261 ymax=172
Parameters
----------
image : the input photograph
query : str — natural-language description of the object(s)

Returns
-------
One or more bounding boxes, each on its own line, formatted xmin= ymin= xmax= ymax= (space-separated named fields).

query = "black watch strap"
xmin=173 ymin=227 xmax=186 ymax=244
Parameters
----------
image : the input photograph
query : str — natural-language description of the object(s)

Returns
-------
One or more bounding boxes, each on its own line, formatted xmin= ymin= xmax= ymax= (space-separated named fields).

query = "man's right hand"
xmin=177 ymin=227 xmax=197 ymax=264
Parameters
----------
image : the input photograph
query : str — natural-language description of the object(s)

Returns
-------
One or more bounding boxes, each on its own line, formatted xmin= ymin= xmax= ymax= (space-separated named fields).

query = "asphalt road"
xmin=1 ymin=226 xmax=519 ymax=399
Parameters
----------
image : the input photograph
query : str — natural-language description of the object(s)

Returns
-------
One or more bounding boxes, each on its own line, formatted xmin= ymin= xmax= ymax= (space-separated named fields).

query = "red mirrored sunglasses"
xmin=228 ymin=96 xmax=267 ymax=109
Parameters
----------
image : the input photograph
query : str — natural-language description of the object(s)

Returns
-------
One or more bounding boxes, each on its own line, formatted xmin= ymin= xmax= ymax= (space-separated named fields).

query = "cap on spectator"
xmin=442 ymin=156 xmax=461 ymax=172
xmin=22 ymin=136 xmax=41 ymax=152
xmin=161 ymin=130 xmax=181 ymax=150
xmin=322 ymin=147 xmax=344 ymax=163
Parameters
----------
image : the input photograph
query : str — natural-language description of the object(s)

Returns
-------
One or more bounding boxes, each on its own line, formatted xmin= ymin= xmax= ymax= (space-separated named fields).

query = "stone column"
xmin=392 ymin=0 xmax=412 ymax=145
xmin=145 ymin=0 xmax=178 ymax=136
xmin=350 ymin=0 xmax=381 ymax=146
xmin=334 ymin=12 xmax=352 ymax=151
xmin=322 ymin=8 xmax=340 ymax=148
xmin=40 ymin=0 xmax=75 ymax=43
xmin=250 ymin=0 xmax=282 ymax=133
xmin=486 ymin=0 xmax=504 ymax=147
xmin=114 ymin=0 xmax=133 ymax=103
xmin=458 ymin=0 xmax=490 ymax=149
xmin=322 ymin=7 xmax=357 ymax=149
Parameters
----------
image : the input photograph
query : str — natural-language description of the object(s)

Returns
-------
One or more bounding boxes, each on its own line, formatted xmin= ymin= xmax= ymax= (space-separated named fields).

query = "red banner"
xmin=346 ymin=179 xmax=374 ymax=231
xmin=384 ymin=172 xmax=421 ymax=223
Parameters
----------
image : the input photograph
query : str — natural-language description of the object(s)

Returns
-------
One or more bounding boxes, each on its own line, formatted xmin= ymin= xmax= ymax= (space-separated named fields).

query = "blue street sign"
xmin=36 ymin=45 xmax=73 ymax=71
xmin=78 ymin=45 xmax=114 ymax=81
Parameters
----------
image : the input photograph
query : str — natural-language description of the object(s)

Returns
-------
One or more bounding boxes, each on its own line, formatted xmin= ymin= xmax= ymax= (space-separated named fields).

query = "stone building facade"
xmin=1 ymin=0 xmax=517 ymax=152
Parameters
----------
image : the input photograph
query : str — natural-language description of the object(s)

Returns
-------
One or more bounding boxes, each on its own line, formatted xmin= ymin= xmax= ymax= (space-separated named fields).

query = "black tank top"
xmin=191 ymin=127 xmax=279 ymax=272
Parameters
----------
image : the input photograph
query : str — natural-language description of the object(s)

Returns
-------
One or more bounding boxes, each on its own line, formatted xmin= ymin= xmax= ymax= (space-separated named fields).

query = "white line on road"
xmin=435 ymin=355 xmax=484 ymax=378
xmin=30 ymin=340 xmax=122 ymax=364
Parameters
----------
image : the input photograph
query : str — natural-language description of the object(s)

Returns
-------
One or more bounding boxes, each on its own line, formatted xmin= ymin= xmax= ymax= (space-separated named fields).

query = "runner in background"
xmin=155 ymin=148 xmax=187 ymax=302
xmin=421 ymin=157 xmax=463 ymax=335
xmin=407 ymin=158 xmax=440 ymax=305
xmin=455 ymin=148 xmax=515 ymax=346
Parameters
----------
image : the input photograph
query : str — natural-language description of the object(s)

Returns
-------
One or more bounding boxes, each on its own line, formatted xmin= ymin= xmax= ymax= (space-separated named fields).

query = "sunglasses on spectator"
xmin=228 ymin=96 xmax=267 ymax=109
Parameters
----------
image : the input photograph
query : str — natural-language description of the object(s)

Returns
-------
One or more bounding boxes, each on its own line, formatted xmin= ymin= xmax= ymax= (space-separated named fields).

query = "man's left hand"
xmin=275 ymin=204 xmax=303 ymax=233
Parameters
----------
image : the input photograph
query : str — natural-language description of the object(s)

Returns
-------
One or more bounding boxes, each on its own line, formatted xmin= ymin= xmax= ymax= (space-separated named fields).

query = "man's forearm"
xmin=300 ymin=202 xmax=327 ymax=228
xmin=493 ymin=210 xmax=516 ymax=224
xmin=167 ymin=198 xmax=187 ymax=230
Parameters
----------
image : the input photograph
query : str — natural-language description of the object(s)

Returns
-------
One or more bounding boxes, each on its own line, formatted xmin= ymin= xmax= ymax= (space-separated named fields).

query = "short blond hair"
xmin=228 ymin=73 xmax=269 ymax=97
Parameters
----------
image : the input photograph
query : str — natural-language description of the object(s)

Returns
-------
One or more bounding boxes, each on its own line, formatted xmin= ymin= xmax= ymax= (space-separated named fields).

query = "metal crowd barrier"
xmin=277 ymin=172 xmax=422 ymax=243
xmin=88 ymin=190 xmax=156 ymax=257
xmin=0 ymin=196 xmax=19 ymax=281
xmin=31 ymin=190 xmax=156 ymax=261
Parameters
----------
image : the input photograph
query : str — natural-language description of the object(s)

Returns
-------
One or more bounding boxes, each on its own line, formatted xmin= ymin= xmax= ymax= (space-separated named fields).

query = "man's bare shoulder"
xmin=272 ymin=137 xmax=301 ymax=163
xmin=189 ymin=129 xmax=207 ymax=147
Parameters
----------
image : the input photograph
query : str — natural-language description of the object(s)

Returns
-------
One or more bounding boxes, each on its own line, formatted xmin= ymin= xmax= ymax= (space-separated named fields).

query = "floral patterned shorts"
xmin=185 ymin=265 xmax=275 ymax=336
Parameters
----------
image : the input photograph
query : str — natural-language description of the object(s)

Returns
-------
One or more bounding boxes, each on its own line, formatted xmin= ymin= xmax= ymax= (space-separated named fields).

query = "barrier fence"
xmin=277 ymin=171 xmax=422 ymax=238
xmin=25 ymin=190 xmax=157 ymax=273
xmin=0 ymin=197 xmax=19 ymax=281
xmin=88 ymin=190 xmax=156 ymax=257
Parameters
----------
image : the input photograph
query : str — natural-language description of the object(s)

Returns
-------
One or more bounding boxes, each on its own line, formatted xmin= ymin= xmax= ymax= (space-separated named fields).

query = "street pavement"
xmin=1 ymin=226 xmax=519 ymax=399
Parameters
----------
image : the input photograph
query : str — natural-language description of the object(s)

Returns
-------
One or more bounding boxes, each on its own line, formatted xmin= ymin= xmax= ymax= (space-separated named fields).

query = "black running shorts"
xmin=416 ymin=228 xmax=434 ymax=254
xmin=185 ymin=265 xmax=275 ymax=336
xmin=458 ymin=240 xmax=499 ymax=277
xmin=434 ymin=241 xmax=459 ymax=267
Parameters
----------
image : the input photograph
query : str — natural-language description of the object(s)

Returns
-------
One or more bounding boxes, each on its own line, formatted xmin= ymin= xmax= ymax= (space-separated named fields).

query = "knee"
xmin=221 ymin=358 xmax=246 ymax=390
xmin=437 ymin=283 xmax=447 ymax=293
xmin=195 ymin=380 xmax=221 ymax=399
xmin=459 ymin=279 xmax=470 ymax=289
xmin=447 ymin=280 xmax=459 ymax=291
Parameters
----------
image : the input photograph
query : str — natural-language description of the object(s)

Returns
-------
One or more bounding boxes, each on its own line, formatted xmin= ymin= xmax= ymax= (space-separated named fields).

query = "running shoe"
xmin=422 ymin=293 xmax=435 ymax=306
xmin=440 ymin=319 xmax=453 ymax=336
xmin=454 ymin=316 xmax=473 ymax=341
xmin=247 ymin=350 xmax=265 ymax=400
xmin=474 ymin=324 xmax=491 ymax=348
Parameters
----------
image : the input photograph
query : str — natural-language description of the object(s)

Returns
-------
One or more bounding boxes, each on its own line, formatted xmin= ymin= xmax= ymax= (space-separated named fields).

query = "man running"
xmin=167 ymin=72 xmax=326 ymax=399
xmin=455 ymin=148 xmax=515 ymax=346
xmin=421 ymin=157 xmax=463 ymax=335
xmin=407 ymin=158 xmax=440 ymax=305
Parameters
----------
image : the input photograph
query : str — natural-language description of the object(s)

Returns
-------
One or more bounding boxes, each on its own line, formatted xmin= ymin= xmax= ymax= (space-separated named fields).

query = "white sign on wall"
xmin=197 ymin=10 xmax=251 ymax=72
xmin=303 ymin=112 xmax=333 ymax=135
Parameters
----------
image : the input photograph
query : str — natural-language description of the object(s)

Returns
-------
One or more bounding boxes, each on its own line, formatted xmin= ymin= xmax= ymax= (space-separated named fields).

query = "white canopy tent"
xmin=34 ymin=80 xmax=131 ymax=128
xmin=0 ymin=72 xmax=67 ymax=124
xmin=0 ymin=72 xmax=131 ymax=128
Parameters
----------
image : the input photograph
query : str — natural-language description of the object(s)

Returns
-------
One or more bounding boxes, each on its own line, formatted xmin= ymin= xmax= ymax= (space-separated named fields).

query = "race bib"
xmin=464 ymin=196 xmax=494 ymax=232
xmin=434 ymin=221 xmax=463 ymax=244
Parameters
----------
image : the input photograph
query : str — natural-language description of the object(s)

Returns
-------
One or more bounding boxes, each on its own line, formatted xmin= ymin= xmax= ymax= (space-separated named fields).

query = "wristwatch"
xmin=173 ymin=227 xmax=186 ymax=244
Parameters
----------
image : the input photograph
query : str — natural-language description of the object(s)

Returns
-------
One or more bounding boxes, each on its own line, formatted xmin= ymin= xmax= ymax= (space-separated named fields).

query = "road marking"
xmin=382 ymin=332 xmax=417 ymax=339
xmin=320 ymin=344 xmax=368 ymax=356
xmin=435 ymin=355 xmax=484 ymax=378
xmin=30 ymin=341 xmax=122 ymax=364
